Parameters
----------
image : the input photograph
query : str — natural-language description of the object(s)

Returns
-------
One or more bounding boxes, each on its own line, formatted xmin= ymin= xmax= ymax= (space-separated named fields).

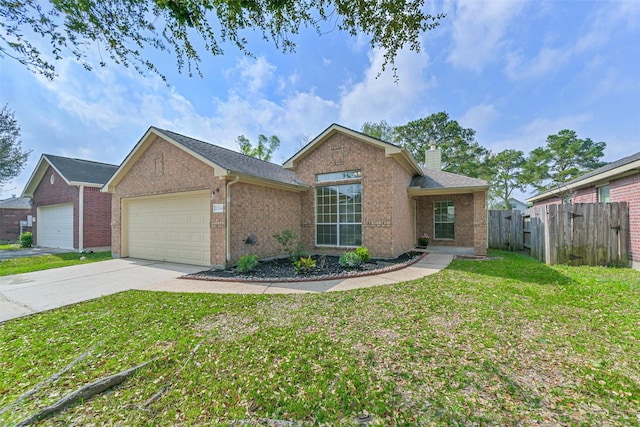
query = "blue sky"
xmin=1 ymin=0 xmax=639 ymax=201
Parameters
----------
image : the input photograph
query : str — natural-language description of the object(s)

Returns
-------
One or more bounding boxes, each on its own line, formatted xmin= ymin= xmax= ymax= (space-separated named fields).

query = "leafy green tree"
xmin=393 ymin=112 xmax=489 ymax=177
xmin=1 ymin=0 xmax=445 ymax=80
xmin=486 ymin=149 xmax=526 ymax=210
xmin=236 ymin=134 xmax=280 ymax=161
xmin=0 ymin=105 xmax=31 ymax=189
xmin=361 ymin=120 xmax=396 ymax=142
xmin=522 ymin=129 xmax=606 ymax=193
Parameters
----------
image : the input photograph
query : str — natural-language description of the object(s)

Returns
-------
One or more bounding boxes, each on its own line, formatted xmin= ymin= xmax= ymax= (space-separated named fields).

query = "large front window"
xmin=316 ymin=184 xmax=362 ymax=246
xmin=434 ymin=200 xmax=455 ymax=239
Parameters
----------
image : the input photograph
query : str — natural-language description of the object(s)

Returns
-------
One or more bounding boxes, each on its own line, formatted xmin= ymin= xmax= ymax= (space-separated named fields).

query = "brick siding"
xmin=229 ymin=182 xmax=301 ymax=264
xmin=416 ymin=194 xmax=476 ymax=247
xmin=82 ymin=187 xmax=112 ymax=249
xmin=0 ymin=208 xmax=32 ymax=242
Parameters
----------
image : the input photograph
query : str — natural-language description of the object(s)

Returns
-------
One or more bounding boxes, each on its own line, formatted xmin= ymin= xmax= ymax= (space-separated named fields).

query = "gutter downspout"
xmin=226 ymin=175 xmax=240 ymax=263
xmin=78 ymin=185 xmax=84 ymax=252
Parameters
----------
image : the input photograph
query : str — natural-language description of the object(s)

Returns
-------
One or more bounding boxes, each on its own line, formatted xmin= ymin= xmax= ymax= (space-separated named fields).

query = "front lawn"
xmin=0 ymin=251 xmax=112 ymax=276
xmin=1 ymin=251 xmax=638 ymax=425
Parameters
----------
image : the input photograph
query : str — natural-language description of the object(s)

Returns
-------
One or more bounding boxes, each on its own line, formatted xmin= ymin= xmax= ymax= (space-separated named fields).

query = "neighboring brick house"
xmin=22 ymin=154 xmax=118 ymax=251
xmin=527 ymin=150 xmax=640 ymax=270
xmin=103 ymin=124 xmax=489 ymax=268
xmin=0 ymin=196 xmax=32 ymax=242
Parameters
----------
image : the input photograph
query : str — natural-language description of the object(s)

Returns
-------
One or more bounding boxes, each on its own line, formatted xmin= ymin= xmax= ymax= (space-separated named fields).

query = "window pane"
xmin=316 ymin=170 xmax=362 ymax=182
xmin=339 ymin=224 xmax=362 ymax=246
xmin=317 ymin=225 xmax=337 ymax=245
xmin=316 ymin=183 xmax=361 ymax=246
xmin=434 ymin=200 xmax=455 ymax=239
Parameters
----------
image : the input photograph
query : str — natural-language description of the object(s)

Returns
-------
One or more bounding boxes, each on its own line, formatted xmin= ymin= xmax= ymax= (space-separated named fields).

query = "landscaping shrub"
xmin=355 ymin=246 xmax=371 ymax=262
xmin=293 ymin=255 xmax=317 ymax=275
xmin=273 ymin=229 xmax=306 ymax=261
xmin=339 ymin=251 xmax=362 ymax=268
xmin=19 ymin=232 xmax=32 ymax=248
xmin=237 ymin=254 xmax=259 ymax=273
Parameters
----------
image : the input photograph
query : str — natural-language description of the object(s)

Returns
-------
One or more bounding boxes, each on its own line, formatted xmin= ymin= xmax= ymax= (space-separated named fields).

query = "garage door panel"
xmin=126 ymin=192 xmax=210 ymax=266
xmin=37 ymin=204 xmax=74 ymax=250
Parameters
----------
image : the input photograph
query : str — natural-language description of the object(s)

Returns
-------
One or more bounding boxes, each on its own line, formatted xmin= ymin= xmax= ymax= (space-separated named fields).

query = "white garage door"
xmin=126 ymin=191 xmax=210 ymax=266
xmin=37 ymin=204 xmax=74 ymax=249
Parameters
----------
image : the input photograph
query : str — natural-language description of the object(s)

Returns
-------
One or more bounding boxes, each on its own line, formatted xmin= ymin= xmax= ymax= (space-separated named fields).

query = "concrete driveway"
xmin=0 ymin=259 xmax=203 ymax=322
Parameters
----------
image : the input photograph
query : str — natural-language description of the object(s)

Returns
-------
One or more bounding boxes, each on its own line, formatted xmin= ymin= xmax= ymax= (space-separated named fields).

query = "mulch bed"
xmin=182 ymin=251 xmax=426 ymax=283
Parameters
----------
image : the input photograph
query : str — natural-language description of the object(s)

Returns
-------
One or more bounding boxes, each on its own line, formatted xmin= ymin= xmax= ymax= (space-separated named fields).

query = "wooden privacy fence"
xmin=488 ymin=210 xmax=523 ymax=251
xmin=524 ymin=202 xmax=629 ymax=266
xmin=490 ymin=203 xmax=630 ymax=266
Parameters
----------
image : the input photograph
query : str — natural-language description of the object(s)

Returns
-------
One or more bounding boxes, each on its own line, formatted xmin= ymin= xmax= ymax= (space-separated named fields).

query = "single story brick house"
xmin=103 ymin=124 xmax=489 ymax=267
xmin=22 ymin=154 xmax=118 ymax=251
xmin=0 ymin=196 xmax=32 ymax=242
xmin=527 ymin=150 xmax=640 ymax=269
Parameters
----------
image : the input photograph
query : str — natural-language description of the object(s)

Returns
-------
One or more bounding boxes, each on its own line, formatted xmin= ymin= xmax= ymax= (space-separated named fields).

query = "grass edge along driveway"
xmin=1 ymin=251 xmax=638 ymax=425
xmin=0 ymin=251 xmax=112 ymax=276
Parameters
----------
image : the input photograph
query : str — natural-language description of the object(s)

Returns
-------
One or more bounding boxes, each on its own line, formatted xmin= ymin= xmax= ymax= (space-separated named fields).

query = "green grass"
xmin=0 ymin=243 xmax=20 ymax=251
xmin=1 ymin=251 xmax=638 ymax=426
xmin=0 ymin=251 xmax=112 ymax=276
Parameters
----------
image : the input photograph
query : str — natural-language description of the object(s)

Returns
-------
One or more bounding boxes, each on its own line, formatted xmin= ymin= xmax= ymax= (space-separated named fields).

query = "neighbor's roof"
xmin=527 ymin=150 xmax=640 ymax=203
xmin=409 ymin=168 xmax=489 ymax=195
xmin=0 ymin=196 xmax=31 ymax=209
xmin=283 ymin=123 xmax=424 ymax=176
xmin=22 ymin=154 xmax=119 ymax=197
xmin=103 ymin=127 xmax=308 ymax=193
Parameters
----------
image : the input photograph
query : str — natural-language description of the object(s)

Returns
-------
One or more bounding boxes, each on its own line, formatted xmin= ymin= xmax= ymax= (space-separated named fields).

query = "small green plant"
xmin=273 ymin=229 xmax=306 ymax=261
xmin=293 ymin=255 xmax=317 ymax=275
xmin=19 ymin=232 xmax=32 ymax=248
xmin=355 ymin=246 xmax=371 ymax=262
xmin=236 ymin=254 xmax=259 ymax=273
xmin=339 ymin=251 xmax=362 ymax=268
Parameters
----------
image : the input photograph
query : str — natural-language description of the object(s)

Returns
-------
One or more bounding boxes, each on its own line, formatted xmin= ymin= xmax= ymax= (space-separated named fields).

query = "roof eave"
xmin=526 ymin=159 xmax=640 ymax=203
xmin=408 ymin=185 xmax=489 ymax=196
xmin=228 ymin=172 xmax=310 ymax=192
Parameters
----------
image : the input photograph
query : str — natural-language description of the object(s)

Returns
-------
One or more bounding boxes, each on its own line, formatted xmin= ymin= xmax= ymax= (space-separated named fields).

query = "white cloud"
xmin=460 ymin=103 xmax=499 ymax=135
xmin=338 ymin=47 xmax=434 ymax=128
xmin=446 ymin=0 xmax=525 ymax=71
xmin=504 ymin=47 xmax=569 ymax=80
xmin=488 ymin=114 xmax=592 ymax=154
xmin=233 ymin=56 xmax=276 ymax=92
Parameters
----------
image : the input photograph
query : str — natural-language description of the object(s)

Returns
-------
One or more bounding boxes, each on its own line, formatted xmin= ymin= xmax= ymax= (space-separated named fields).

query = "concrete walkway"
xmin=0 ymin=253 xmax=453 ymax=322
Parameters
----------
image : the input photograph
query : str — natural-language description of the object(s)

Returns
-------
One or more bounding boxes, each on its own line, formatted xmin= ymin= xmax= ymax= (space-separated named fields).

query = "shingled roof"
xmin=22 ymin=154 xmax=119 ymax=197
xmin=528 ymin=149 xmax=640 ymax=202
xmin=44 ymin=154 xmax=118 ymax=185
xmin=0 ymin=197 xmax=31 ymax=209
xmin=153 ymin=128 xmax=304 ymax=187
xmin=410 ymin=168 xmax=489 ymax=191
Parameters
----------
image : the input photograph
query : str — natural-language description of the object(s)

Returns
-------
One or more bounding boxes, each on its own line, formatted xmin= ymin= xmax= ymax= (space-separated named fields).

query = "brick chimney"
xmin=424 ymin=141 xmax=441 ymax=170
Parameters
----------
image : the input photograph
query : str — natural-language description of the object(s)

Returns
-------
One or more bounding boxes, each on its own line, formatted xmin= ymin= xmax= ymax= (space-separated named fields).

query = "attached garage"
xmin=124 ymin=191 xmax=210 ymax=266
xmin=36 ymin=203 xmax=74 ymax=249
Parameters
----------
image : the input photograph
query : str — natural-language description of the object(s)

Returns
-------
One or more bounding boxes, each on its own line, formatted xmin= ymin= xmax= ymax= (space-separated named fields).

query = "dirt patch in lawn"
xmin=183 ymin=251 xmax=425 ymax=282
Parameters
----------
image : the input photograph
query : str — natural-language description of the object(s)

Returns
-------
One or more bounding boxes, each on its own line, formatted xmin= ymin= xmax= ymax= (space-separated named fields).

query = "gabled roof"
xmin=283 ymin=123 xmax=424 ymax=176
xmin=0 ymin=196 xmax=31 ymax=209
xmin=103 ymin=127 xmax=308 ymax=193
xmin=408 ymin=168 xmax=489 ymax=195
xmin=527 ymin=150 xmax=640 ymax=203
xmin=22 ymin=154 xmax=119 ymax=197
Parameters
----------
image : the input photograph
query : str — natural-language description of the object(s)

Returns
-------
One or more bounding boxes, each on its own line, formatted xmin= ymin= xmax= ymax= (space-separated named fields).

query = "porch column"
xmin=473 ymin=190 xmax=487 ymax=256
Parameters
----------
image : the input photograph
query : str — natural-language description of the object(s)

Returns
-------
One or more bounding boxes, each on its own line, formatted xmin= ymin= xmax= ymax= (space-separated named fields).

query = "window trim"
xmin=316 ymin=169 xmax=362 ymax=183
xmin=315 ymin=183 xmax=362 ymax=247
xmin=434 ymin=200 xmax=455 ymax=240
